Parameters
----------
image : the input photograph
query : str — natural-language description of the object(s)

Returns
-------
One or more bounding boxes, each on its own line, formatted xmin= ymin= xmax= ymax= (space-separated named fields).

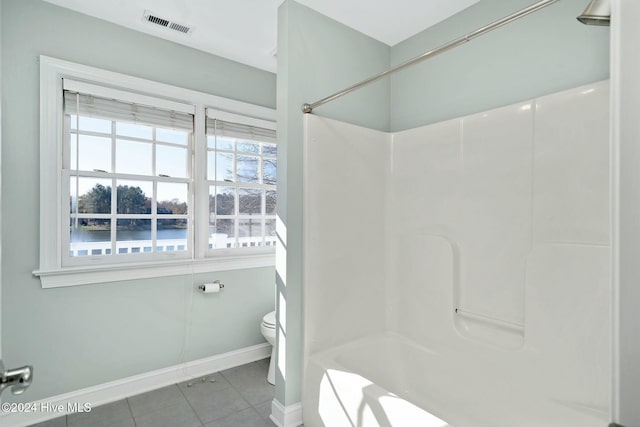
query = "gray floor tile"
xmin=29 ymin=362 xmax=277 ymax=427
xmin=182 ymin=384 xmax=250 ymax=424
xmin=134 ymin=401 xmax=202 ymax=427
xmin=255 ymin=357 xmax=270 ymax=370
xmin=128 ymin=384 xmax=189 ymax=417
xmin=83 ymin=419 xmax=135 ymax=427
xmin=67 ymin=400 xmax=133 ymax=427
xmin=253 ymin=400 xmax=272 ymax=420
xmin=29 ymin=416 xmax=66 ymax=427
xmin=220 ymin=362 xmax=274 ymax=405
xmin=204 ymin=407 xmax=270 ymax=427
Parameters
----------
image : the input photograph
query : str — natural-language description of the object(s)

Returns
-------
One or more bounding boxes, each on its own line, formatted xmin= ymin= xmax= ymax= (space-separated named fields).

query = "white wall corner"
xmin=270 ymin=399 xmax=303 ymax=427
xmin=611 ymin=0 xmax=640 ymax=425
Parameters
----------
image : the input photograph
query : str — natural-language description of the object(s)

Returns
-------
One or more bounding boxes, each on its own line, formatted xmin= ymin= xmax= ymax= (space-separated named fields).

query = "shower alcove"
xmin=302 ymin=80 xmax=610 ymax=427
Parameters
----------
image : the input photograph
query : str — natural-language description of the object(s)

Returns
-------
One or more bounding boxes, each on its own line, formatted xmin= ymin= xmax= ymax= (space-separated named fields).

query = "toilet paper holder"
xmin=198 ymin=280 xmax=224 ymax=293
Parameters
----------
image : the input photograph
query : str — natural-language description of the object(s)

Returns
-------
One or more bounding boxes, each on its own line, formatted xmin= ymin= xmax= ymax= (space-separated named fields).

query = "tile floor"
xmin=29 ymin=358 xmax=276 ymax=427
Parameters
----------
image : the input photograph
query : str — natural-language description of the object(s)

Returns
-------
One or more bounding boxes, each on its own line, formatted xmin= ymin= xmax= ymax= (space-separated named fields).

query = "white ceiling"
xmin=43 ymin=0 xmax=479 ymax=73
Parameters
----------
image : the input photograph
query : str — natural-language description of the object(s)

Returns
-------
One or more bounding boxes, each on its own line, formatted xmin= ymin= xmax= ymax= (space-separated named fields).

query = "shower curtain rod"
xmin=301 ymin=0 xmax=559 ymax=114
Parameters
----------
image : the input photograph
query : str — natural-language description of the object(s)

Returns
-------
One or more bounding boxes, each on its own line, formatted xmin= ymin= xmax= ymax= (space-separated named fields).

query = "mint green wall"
xmin=390 ymin=0 xmax=610 ymax=131
xmin=1 ymin=0 xmax=276 ymax=402
xmin=276 ymin=0 xmax=389 ymax=405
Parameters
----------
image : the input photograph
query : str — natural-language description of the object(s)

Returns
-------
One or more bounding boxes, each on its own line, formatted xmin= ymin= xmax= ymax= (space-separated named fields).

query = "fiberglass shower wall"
xmin=303 ymin=118 xmax=389 ymax=355
xmin=388 ymin=80 xmax=609 ymax=403
xmin=303 ymin=80 xmax=610 ymax=419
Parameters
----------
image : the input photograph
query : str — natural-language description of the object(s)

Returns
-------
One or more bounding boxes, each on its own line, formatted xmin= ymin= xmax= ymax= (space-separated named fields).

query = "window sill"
xmin=33 ymin=253 xmax=275 ymax=288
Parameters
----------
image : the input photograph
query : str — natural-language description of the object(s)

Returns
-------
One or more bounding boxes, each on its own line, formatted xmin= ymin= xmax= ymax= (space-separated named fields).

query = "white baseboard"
xmin=1 ymin=343 xmax=271 ymax=427
xmin=270 ymin=399 xmax=303 ymax=427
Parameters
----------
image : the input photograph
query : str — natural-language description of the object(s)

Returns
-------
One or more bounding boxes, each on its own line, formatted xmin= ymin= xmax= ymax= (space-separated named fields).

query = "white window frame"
xmin=34 ymin=56 xmax=276 ymax=288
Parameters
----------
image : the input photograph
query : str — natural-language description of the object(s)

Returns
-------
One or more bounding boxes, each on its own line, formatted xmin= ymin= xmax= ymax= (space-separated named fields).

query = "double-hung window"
xmin=36 ymin=56 xmax=277 ymax=287
xmin=63 ymin=81 xmax=194 ymax=265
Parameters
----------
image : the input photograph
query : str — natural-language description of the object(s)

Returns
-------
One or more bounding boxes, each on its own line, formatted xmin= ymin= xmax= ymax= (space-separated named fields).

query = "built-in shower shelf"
xmin=454 ymin=307 xmax=525 ymax=349
xmin=455 ymin=308 xmax=524 ymax=333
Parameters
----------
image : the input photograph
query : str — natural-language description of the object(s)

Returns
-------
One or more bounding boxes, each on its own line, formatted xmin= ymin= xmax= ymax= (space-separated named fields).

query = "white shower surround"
xmin=302 ymin=80 xmax=610 ymax=426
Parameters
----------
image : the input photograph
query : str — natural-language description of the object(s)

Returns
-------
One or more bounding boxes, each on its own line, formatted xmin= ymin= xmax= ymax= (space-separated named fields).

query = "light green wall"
xmin=1 ymin=0 xmax=276 ymax=401
xmin=276 ymin=0 xmax=390 ymax=405
xmin=390 ymin=0 xmax=610 ymax=131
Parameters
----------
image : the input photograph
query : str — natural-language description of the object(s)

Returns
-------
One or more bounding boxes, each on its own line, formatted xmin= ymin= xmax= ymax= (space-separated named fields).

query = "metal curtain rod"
xmin=301 ymin=0 xmax=559 ymax=114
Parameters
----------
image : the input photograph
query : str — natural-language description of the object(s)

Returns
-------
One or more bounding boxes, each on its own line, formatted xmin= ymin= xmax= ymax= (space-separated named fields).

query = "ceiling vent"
xmin=143 ymin=10 xmax=192 ymax=35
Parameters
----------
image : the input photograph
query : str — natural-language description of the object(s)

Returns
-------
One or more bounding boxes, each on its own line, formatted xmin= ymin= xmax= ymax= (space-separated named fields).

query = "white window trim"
xmin=34 ymin=55 xmax=276 ymax=288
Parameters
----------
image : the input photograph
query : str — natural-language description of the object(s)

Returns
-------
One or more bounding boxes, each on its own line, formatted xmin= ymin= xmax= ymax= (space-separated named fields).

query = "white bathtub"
xmin=303 ymin=333 xmax=608 ymax=427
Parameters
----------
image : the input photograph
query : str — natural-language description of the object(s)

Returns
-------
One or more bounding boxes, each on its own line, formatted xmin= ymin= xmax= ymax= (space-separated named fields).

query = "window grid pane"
xmin=206 ymin=134 xmax=277 ymax=251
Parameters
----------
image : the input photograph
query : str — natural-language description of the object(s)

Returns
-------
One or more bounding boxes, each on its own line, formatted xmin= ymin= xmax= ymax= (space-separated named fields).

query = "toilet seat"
xmin=262 ymin=311 xmax=276 ymax=329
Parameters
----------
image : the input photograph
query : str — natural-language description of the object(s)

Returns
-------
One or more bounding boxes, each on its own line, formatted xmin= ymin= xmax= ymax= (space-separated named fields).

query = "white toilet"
xmin=261 ymin=310 xmax=277 ymax=385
